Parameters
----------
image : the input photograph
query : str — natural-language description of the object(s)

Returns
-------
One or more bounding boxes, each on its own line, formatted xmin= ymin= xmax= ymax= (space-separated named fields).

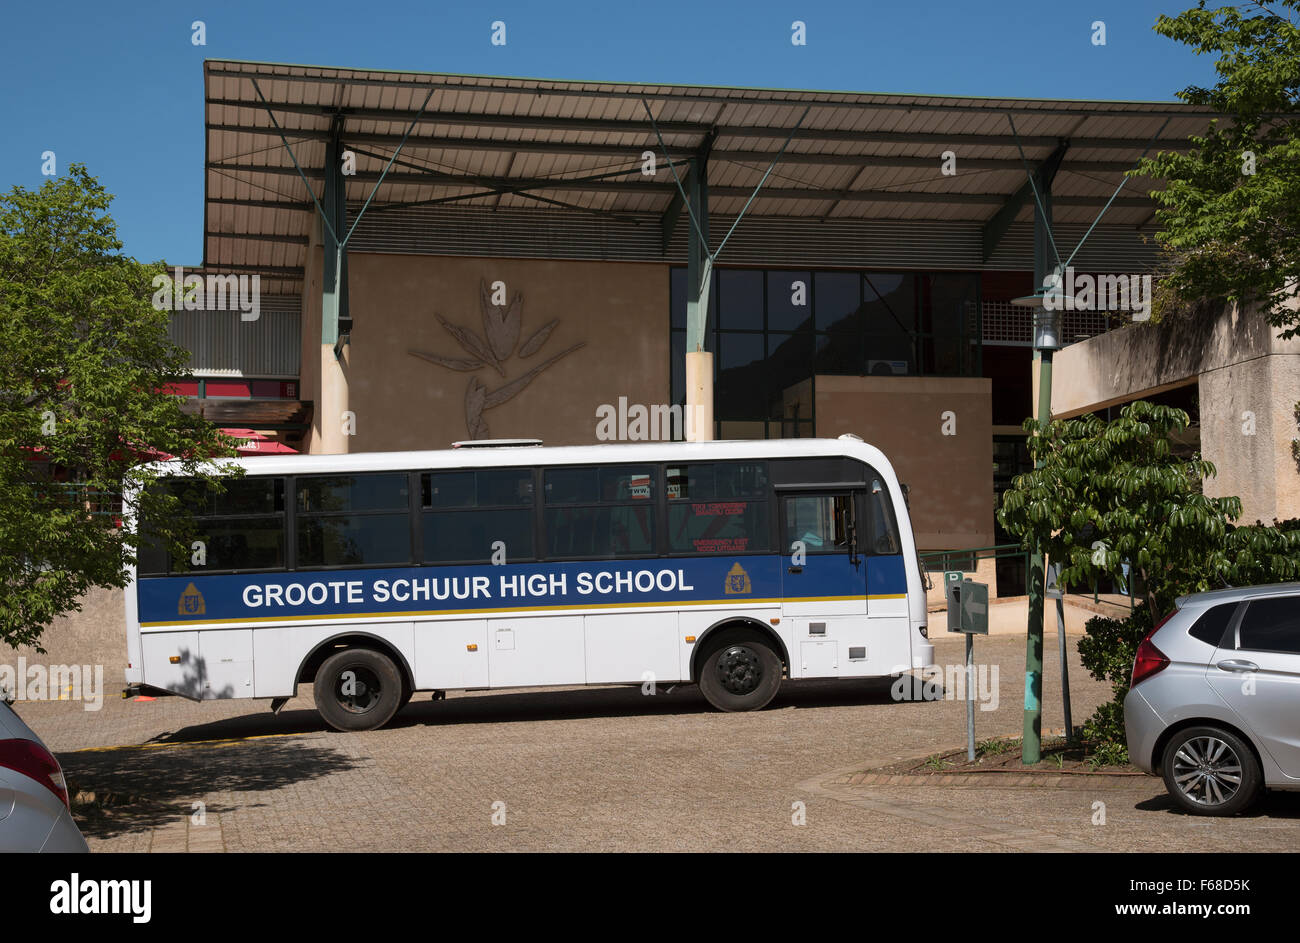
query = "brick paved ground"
xmin=11 ymin=632 xmax=1300 ymax=852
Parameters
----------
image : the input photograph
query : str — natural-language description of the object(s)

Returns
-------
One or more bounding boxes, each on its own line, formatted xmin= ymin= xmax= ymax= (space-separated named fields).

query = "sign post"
xmin=946 ymin=578 xmax=989 ymax=761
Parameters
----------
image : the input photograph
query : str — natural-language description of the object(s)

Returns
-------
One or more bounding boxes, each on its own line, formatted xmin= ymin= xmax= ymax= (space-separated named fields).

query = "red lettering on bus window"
xmin=691 ymin=502 xmax=746 ymax=516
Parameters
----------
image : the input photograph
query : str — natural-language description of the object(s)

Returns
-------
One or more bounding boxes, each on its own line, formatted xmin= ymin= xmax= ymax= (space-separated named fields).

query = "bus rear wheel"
xmin=698 ymin=631 xmax=782 ymax=712
xmin=314 ymin=648 xmax=403 ymax=732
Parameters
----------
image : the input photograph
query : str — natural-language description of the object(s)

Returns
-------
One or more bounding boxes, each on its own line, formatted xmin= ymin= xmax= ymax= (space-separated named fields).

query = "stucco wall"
xmin=1052 ymin=299 xmax=1300 ymax=524
xmin=309 ymin=253 xmax=670 ymax=451
xmin=813 ymin=375 xmax=995 ymax=550
xmin=1052 ymin=301 xmax=1300 ymax=418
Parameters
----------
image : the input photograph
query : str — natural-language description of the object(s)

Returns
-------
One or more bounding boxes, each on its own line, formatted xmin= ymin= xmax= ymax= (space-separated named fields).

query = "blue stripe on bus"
xmin=140 ymin=554 xmax=908 ymax=627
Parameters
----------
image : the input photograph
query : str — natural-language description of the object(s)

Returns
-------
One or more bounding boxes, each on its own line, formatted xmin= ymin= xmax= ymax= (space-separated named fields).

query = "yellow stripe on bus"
xmin=139 ymin=593 xmax=907 ymax=629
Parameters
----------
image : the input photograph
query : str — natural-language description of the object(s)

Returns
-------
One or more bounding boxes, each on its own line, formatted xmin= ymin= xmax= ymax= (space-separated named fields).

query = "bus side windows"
xmin=543 ymin=465 xmax=655 ymax=559
xmin=145 ymin=477 xmax=287 ymax=574
xmin=665 ymin=462 xmax=770 ymax=554
xmin=421 ymin=469 xmax=536 ymax=564
xmin=297 ymin=473 xmax=410 ymax=568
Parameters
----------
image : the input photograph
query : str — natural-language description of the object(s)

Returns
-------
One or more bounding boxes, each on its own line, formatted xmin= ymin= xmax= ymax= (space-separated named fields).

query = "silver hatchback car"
xmin=0 ymin=699 xmax=89 ymax=851
xmin=1125 ymin=582 xmax=1300 ymax=816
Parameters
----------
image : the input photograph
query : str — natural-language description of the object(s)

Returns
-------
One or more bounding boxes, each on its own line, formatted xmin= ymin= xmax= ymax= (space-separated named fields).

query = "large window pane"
xmin=814 ymin=272 xmax=860 ymax=333
xmin=816 ymin=333 xmax=862 ymax=375
xmin=545 ymin=466 xmax=654 ymax=504
xmin=922 ymin=335 xmax=963 ymax=376
xmin=423 ymin=508 xmax=534 ymax=563
xmin=767 ymin=271 xmax=813 ymax=331
xmin=298 ymin=474 xmax=408 ymax=513
xmin=424 ymin=469 xmax=533 ymax=508
xmin=718 ymin=269 xmax=764 ymax=330
xmin=297 ymin=514 xmax=411 ymax=567
xmin=666 ymin=462 xmax=769 ymax=553
xmin=545 ymin=467 xmax=597 ymax=504
xmin=716 ymin=332 xmax=766 ymax=420
xmin=759 ymin=332 xmax=811 ymax=416
xmin=191 ymin=517 xmax=286 ymax=570
xmin=862 ymin=273 xmax=915 ymax=335
xmin=924 ymin=272 xmax=979 ymax=338
xmin=668 ymin=502 xmax=768 ymax=553
xmin=168 ymin=477 xmax=284 ymax=516
xmin=544 ymin=506 xmax=654 ymax=558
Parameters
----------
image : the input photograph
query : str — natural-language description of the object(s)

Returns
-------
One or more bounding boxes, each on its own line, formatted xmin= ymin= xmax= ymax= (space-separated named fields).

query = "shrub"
xmin=1076 ymin=605 xmax=1155 ymax=761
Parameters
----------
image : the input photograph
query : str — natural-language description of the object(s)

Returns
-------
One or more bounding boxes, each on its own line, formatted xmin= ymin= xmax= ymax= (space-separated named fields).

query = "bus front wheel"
xmin=698 ymin=631 xmax=782 ymax=712
xmin=314 ymin=648 xmax=404 ymax=732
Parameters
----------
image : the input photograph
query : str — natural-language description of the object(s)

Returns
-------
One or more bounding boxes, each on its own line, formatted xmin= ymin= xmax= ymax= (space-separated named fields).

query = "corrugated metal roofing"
xmin=203 ymin=60 xmax=1219 ymax=292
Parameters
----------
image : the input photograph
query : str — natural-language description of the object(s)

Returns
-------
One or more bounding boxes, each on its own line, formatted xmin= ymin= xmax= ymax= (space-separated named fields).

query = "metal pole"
xmin=966 ymin=632 xmax=976 ymax=762
xmin=1024 ymin=348 xmax=1052 ymax=763
xmin=1056 ymin=590 xmax=1073 ymax=743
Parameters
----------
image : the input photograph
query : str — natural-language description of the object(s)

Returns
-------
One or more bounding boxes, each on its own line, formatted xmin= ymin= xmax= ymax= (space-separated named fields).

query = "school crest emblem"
xmin=723 ymin=562 xmax=752 ymax=595
xmin=178 ymin=582 xmax=206 ymax=616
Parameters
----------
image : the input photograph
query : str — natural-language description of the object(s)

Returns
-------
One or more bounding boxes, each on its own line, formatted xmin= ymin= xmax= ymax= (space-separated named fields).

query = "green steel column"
xmin=321 ymin=118 xmax=348 ymax=347
xmin=1024 ymin=350 xmax=1052 ymax=761
xmin=685 ymin=158 xmax=712 ymax=354
xmin=1023 ymin=161 xmax=1057 ymax=765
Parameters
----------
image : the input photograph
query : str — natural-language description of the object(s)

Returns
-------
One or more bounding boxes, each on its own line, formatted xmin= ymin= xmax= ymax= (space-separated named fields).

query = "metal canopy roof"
xmin=203 ymin=59 xmax=1217 ymax=293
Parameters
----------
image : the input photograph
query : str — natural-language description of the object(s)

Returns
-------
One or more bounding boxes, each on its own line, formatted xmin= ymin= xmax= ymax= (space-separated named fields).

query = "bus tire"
xmin=314 ymin=648 xmax=404 ymax=732
xmin=698 ymin=631 xmax=782 ymax=712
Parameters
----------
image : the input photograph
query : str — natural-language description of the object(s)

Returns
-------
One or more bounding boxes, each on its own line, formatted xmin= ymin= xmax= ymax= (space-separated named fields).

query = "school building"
xmin=168 ymin=59 xmax=1300 ymax=595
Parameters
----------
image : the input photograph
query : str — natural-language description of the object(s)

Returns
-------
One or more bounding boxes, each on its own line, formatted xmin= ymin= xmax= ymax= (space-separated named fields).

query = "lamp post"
xmin=1011 ymin=281 xmax=1062 ymax=764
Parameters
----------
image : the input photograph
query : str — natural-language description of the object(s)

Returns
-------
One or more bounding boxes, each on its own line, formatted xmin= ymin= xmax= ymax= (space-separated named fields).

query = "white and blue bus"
xmin=124 ymin=435 xmax=934 ymax=730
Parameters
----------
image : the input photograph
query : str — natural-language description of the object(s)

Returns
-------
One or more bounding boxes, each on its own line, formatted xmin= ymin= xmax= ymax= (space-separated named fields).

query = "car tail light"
xmin=0 ymin=738 xmax=71 ymax=809
xmin=1130 ymin=610 xmax=1176 ymax=688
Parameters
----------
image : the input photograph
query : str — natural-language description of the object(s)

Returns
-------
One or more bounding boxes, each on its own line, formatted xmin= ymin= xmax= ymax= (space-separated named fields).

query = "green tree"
xmin=998 ymin=401 xmax=1300 ymax=615
xmin=999 ymin=400 xmax=1300 ymax=757
xmin=1136 ymin=1 xmax=1300 ymax=333
xmin=0 ymin=164 xmax=235 ymax=651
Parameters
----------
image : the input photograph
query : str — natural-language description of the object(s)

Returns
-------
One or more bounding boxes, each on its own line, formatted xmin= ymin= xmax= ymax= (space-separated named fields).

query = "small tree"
xmin=999 ymin=401 xmax=1248 ymax=615
xmin=0 ymin=165 xmax=235 ymax=651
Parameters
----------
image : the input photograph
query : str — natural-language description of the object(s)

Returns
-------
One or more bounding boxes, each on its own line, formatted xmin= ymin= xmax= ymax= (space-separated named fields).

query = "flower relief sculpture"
xmin=409 ymin=279 xmax=584 ymax=438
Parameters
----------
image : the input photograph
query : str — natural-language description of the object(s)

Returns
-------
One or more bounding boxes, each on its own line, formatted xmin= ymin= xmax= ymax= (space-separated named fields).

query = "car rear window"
xmin=1188 ymin=602 xmax=1238 ymax=647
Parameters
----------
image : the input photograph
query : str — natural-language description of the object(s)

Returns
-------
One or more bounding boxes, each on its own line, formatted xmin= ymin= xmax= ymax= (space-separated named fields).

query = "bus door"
xmin=778 ymin=488 xmax=866 ymax=679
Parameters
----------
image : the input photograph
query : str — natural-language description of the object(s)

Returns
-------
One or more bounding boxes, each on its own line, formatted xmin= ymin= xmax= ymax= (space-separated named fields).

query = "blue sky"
xmin=0 ymin=0 xmax=1222 ymax=265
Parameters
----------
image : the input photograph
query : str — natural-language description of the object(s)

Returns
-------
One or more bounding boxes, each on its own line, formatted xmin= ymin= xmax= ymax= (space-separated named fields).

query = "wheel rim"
xmin=334 ymin=664 xmax=383 ymax=714
xmin=716 ymin=645 xmax=762 ymax=696
xmin=1172 ymin=736 xmax=1243 ymax=807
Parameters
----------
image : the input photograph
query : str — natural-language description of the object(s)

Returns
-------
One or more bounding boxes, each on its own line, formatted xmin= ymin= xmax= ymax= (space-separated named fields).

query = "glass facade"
xmin=671 ymin=267 xmax=981 ymax=439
